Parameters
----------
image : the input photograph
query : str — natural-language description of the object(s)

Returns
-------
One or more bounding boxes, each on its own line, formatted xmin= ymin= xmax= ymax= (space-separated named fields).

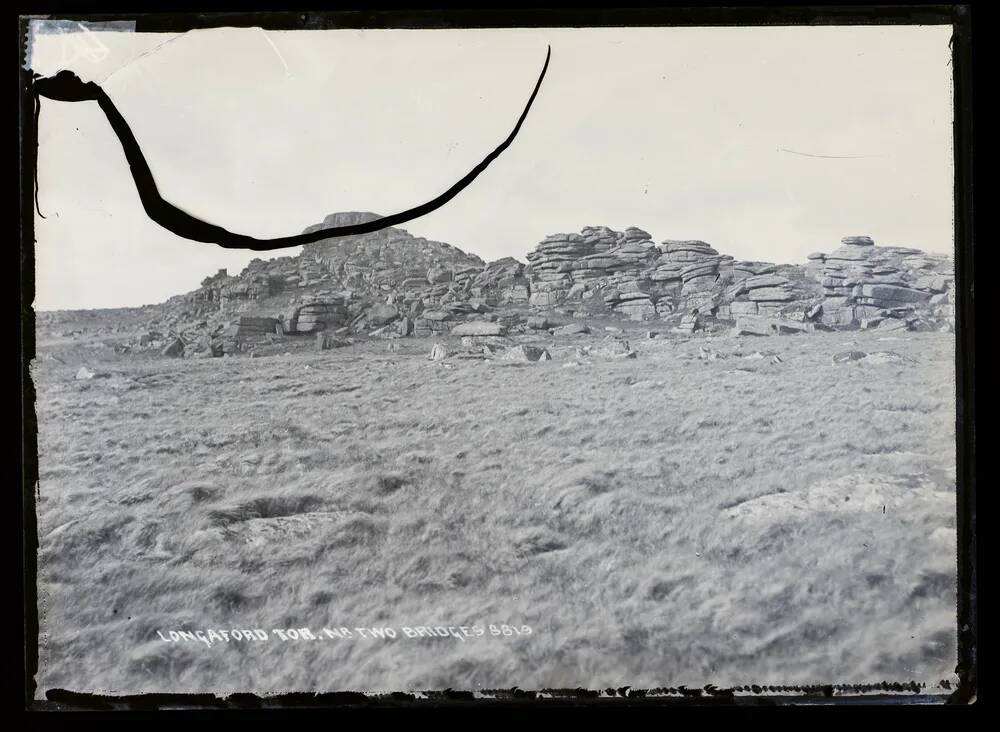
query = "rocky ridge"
xmin=107 ymin=214 xmax=955 ymax=358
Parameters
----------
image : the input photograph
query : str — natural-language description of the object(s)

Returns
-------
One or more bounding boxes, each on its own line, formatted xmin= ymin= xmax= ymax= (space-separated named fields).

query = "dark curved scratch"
xmin=33 ymin=92 xmax=46 ymax=219
xmin=33 ymin=46 xmax=551 ymax=250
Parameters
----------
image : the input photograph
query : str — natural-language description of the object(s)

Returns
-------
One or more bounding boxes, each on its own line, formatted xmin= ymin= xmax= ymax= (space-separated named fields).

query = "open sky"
xmin=29 ymin=24 xmax=954 ymax=310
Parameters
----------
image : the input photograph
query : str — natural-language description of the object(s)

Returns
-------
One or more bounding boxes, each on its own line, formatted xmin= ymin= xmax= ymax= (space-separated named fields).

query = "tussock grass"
xmin=32 ymin=329 xmax=958 ymax=695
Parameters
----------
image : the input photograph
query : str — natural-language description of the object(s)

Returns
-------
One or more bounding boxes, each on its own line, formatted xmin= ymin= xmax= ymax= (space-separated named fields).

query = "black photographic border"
xmin=15 ymin=3 xmax=977 ymax=713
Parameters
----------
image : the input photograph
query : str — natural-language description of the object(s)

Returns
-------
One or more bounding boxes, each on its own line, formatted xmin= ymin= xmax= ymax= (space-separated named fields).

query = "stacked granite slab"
xmin=223 ymin=316 xmax=278 ymax=338
xmin=212 ymin=315 xmax=279 ymax=355
xmin=580 ymin=225 xmax=621 ymax=254
xmin=603 ymin=238 xmax=662 ymax=320
xmin=654 ymin=240 xmax=723 ymax=313
xmin=804 ymin=251 xmax=827 ymax=280
xmin=732 ymin=260 xmax=777 ymax=281
xmin=526 ymin=233 xmax=595 ymax=307
xmin=524 ymin=231 xmax=763 ymax=321
xmin=284 ymin=296 xmax=349 ymax=333
xmin=452 ymin=265 xmax=481 ymax=294
xmin=814 ymin=236 xmax=950 ymax=329
xmin=742 ymin=273 xmax=797 ymax=317
xmin=410 ymin=301 xmax=486 ymax=337
xmin=470 ymin=257 xmax=531 ymax=305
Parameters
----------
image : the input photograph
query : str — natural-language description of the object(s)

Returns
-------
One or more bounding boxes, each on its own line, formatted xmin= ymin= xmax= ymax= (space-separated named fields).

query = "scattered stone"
xmin=450 ymin=321 xmax=507 ymax=337
xmin=316 ymin=333 xmax=350 ymax=350
xmin=161 ymin=338 xmax=185 ymax=357
xmin=876 ymin=317 xmax=909 ymax=332
xmin=597 ymin=340 xmax=632 ymax=357
xmin=421 ymin=310 xmax=451 ymax=322
xmin=461 ymin=335 xmax=512 ymax=348
xmin=675 ymin=314 xmax=700 ymax=333
xmin=501 ymin=345 xmax=552 ymax=362
xmin=833 ymin=350 xmax=869 ymax=363
xmin=553 ymin=322 xmax=590 ymax=336
xmin=860 ymin=317 xmax=882 ymax=330
xmin=429 ymin=343 xmax=450 ymax=361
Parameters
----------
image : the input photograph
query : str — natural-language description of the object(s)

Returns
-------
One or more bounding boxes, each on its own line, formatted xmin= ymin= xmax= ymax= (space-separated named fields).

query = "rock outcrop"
xmin=812 ymin=236 xmax=955 ymax=330
xmin=521 ymin=227 xmax=814 ymax=325
xmin=131 ymin=216 xmax=954 ymax=358
xmin=520 ymin=228 xmax=954 ymax=334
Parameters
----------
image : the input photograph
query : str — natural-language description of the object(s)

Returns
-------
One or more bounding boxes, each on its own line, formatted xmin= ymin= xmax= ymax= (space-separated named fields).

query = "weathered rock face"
xmin=522 ymin=227 xmax=811 ymax=324
xmin=812 ymin=236 xmax=954 ymax=330
xmin=285 ymin=300 xmax=348 ymax=333
xmin=366 ymin=303 xmax=399 ymax=326
xmin=521 ymin=228 xmax=954 ymax=333
xmin=526 ymin=227 xmax=670 ymax=317
xmin=180 ymin=212 xmax=487 ymax=320
xmin=160 ymin=337 xmax=185 ymax=357
xmin=470 ymin=257 xmax=531 ymax=305
xmin=150 ymin=212 xmax=517 ymax=353
xmin=140 ymin=218 xmax=954 ymax=358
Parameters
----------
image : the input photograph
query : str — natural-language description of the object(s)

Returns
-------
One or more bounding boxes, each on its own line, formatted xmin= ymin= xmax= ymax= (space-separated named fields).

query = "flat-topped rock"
xmin=451 ymin=321 xmax=507 ymax=337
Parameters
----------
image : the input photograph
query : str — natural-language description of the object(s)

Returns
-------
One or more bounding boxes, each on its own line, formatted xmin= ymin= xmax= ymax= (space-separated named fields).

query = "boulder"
xmin=421 ymin=310 xmax=452 ymax=322
xmin=731 ymin=317 xmax=773 ymax=337
xmin=857 ymin=284 xmax=931 ymax=304
xmin=833 ymin=350 xmax=868 ymax=363
xmin=877 ymin=317 xmax=909 ymax=332
xmin=675 ymin=314 xmax=700 ymax=333
xmin=461 ymin=335 xmax=512 ymax=348
xmin=74 ymin=366 xmax=96 ymax=380
xmin=451 ymin=321 xmax=507 ymax=337
xmin=597 ymin=340 xmax=632 ymax=357
xmin=161 ymin=338 xmax=185 ymax=357
xmin=367 ymin=303 xmax=399 ymax=326
xmin=552 ymin=322 xmax=591 ymax=336
xmin=501 ymin=345 xmax=552 ymax=362
xmin=316 ymin=333 xmax=351 ymax=350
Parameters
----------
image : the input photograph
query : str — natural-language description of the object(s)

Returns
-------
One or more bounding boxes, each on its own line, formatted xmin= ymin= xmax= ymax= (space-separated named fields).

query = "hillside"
xmin=36 ymin=213 xmax=955 ymax=363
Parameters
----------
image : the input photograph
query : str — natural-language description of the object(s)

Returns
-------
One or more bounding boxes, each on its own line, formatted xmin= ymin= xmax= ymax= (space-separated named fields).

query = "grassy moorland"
xmin=30 ymin=326 xmax=957 ymax=695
